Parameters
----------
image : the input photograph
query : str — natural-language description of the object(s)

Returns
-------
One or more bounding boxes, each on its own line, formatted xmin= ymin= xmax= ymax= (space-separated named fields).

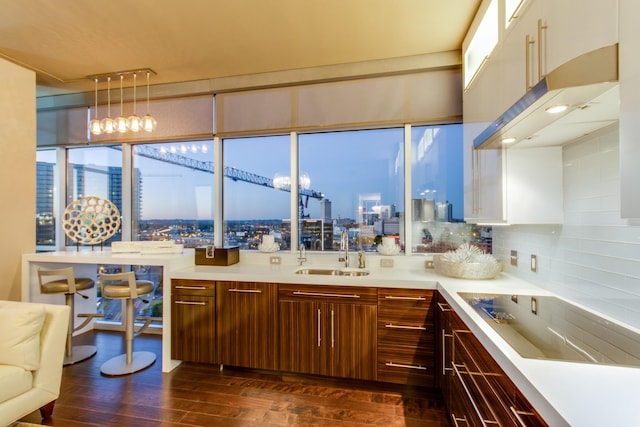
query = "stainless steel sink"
xmin=295 ymin=268 xmax=369 ymax=276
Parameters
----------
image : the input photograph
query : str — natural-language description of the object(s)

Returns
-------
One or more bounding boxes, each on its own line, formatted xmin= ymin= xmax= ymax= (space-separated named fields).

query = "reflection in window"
xmin=36 ymin=149 xmax=57 ymax=247
xmin=411 ymin=125 xmax=490 ymax=253
xmin=223 ymin=135 xmax=291 ymax=250
xmin=299 ymin=128 xmax=404 ymax=253
xmin=132 ymin=141 xmax=214 ymax=247
xmin=66 ymin=146 xmax=123 ymax=246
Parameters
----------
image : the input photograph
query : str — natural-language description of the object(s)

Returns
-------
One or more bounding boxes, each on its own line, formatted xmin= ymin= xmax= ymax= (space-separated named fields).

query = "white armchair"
xmin=0 ymin=300 xmax=70 ymax=426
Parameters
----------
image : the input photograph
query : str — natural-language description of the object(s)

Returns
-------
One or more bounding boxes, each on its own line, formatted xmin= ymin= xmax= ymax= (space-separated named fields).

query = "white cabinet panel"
xmin=619 ymin=0 xmax=640 ymax=218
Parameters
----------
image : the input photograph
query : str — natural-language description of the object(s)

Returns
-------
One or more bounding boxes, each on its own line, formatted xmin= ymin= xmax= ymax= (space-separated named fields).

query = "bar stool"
xmin=99 ymin=271 xmax=157 ymax=376
xmin=38 ymin=267 xmax=102 ymax=365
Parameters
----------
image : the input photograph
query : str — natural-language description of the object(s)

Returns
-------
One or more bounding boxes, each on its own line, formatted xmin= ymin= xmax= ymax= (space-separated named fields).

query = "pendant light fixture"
xmin=115 ymin=75 xmax=128 ymax=133
xmin=99 ymin=76 xmax=116 ymax=133
xmin=87 ymin=69 xmax=156 ymax=136
xmin=142 ymin=71 xmax=157 ymax=132
xmin=127 ymin=73 xmax=143 ymax=132
xmin=89 ymin=78 xmax=102 ymax=135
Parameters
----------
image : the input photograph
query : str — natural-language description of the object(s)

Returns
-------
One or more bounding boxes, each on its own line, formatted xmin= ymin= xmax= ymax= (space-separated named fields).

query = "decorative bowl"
xmin=433 ymin=255 xmax=502 ymax=280
xmin=258 ymin=242 xmax=280 ymax=253
xmin=377 ymin=244 xmax=400 ymax=256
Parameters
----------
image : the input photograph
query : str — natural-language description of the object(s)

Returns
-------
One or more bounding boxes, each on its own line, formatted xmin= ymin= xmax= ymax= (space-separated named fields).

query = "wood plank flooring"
xmin=20 ymin=331 xmax=451 ymax=426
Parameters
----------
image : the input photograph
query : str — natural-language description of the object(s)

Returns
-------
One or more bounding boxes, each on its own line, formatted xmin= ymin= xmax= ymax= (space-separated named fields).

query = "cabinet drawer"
xmin=378 ymin=288 xmax=434 ymax=309
xmin=279 ymin=283 xmax=377 ymax=304
xmin=172 ymin=279 xmax=215 ymax=296
xmin=377 ymin=345 xmax=435 ymax=386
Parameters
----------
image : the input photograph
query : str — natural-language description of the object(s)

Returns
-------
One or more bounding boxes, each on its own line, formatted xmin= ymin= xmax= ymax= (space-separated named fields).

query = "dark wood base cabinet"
xmin=216 ymin=281 xmax=278 ymax=370
xmin=171 ymin=279 xmax=216 ymax=364
xmin=278 ymin=283 xmax=377 ymax=381
xmin=377 ymin=288 xmax=436 ymax=386
xmin=437 ymin=292 xmax=548 ymax=427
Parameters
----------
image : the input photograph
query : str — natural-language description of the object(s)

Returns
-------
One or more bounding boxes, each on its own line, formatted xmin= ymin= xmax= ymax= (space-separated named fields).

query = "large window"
xmin=67 ymin=146 xmax=123 ymax=246
xmin=132 ymin=141 xmax=214 ymax=247
xmin=223 ymin=135 xmax=291 ymax=249
xmin=299 ymin=128 xmax=405 ymax=252
xmin=36 ymin=149 xmax=57 ymax=247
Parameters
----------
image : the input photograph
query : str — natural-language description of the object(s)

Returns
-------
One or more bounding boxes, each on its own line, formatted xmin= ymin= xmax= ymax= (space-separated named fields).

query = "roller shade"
xmin=216 ymin=69 xmax=462 ymax=136
xmin=37 ymin=95 xmax=214 ymax=147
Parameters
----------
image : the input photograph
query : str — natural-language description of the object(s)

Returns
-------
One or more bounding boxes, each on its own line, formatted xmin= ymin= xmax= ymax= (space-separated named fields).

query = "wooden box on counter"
xmin=195 ymin=246 xmax=240 ymax=266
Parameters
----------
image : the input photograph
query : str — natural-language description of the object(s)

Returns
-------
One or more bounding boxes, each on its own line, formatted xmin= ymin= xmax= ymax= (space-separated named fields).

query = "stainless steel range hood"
xmin=474 ymin=44 xmax=619 ymax=150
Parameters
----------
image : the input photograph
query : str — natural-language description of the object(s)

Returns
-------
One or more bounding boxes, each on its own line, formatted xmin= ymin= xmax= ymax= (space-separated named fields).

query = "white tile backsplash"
xmin=492 ymin=123 xmax=640 ymax=329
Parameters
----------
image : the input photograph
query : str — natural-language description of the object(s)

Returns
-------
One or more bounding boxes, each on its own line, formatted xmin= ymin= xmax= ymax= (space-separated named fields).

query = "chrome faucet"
xmin=297 ymin=245 xmax=307 ymax=266
xmin=339 ymin=231 xmax=349 ymax=267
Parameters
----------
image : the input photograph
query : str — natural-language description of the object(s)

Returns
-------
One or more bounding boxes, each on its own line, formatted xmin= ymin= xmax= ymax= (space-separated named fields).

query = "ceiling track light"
xmin=86 ymin=68 xmax=157 ymax=136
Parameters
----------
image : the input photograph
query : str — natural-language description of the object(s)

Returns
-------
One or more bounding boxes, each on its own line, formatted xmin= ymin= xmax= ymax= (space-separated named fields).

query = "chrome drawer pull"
xmin=437 ymin=302 xmax=452 ymax=312
xmin=510 ymin=406 xmax=535 ymax=427
xmin=453 ymin=363 xmax=497 ymax=426
xmin=451 ymin=413 xmax=467 ymax=427
xmin=174 ymin=301 xmax=206 ymax=306
xmin=385 ymin=362 xmax=427 ymax=370
xmin=385 ymin=323 xmax=426 ymax=331
xmin=384 ymin=295 xmax=426 ymax=301
xmin=175 ymin=285 xmax=207 ymax=290
xmin=228 ymin=288 xmax=262 ymax=293
xmin=293 ymin=291 xmax=360 ymax=299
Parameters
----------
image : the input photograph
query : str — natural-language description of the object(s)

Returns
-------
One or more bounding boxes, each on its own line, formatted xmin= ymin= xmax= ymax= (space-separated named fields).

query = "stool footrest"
xmin=74 ymin=313 xmax=105 ymax=332
xmin=134 ymin=316 xmax=163 ymax=337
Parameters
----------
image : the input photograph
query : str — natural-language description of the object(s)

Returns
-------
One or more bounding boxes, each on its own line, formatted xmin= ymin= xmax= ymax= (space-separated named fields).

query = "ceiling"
xmin=0 ymin=0 xmax=480 ymax=98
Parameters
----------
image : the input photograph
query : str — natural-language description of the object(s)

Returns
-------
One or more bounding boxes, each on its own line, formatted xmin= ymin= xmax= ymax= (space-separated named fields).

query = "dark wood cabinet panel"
xmin=438 ymin=291 xmax=548 ymax=427
xmin=377 ymin=288 xmax=435 ymax=386
xmin=171 ymin=280 xmax=215 ymax=364
xmin=279 ymin=283 xmax=377 ymax=381
xmin=216 ymin=281 xmax=278 ymax=370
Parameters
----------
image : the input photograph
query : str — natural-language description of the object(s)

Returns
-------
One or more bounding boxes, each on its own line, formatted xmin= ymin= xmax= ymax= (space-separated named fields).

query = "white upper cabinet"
xmin=619 ymin=0 xmax=640 ymax=218
xmin=539 ymin=0 xmax=618 ymax=79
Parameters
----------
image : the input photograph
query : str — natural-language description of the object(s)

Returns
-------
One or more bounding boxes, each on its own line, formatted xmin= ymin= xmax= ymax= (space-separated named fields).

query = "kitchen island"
xmin=22 ymin=249 xmax=640 ymax=426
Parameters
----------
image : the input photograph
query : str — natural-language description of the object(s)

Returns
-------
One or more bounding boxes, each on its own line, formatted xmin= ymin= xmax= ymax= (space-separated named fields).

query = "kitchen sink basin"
xmin=295 ymin=268 xmax=369 ymax=276
xmin=458 ymin=292 xmax=640 ymax=368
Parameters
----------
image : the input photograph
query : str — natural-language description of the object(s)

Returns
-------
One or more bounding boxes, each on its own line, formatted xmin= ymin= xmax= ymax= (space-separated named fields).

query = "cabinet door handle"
xmin=453 ymin=363 xmax=496 ymax=426
xmin=331 ymin=309 xmax=335 ymax=348
xmin=538 ymin=18 xmax=547 ymax=79
xmin=510 ymin=406 xmax=536 ymax=427
xmin=293 ymin=291 xmax=360 ymax=299
xmin=442 ymin=329 xmax=453 ymax=375
xmin=385 ymin=362 xmax=427 ymax=370
xmin=317 ymin=308 xmax=321 ymax=348
xmin=451 ymin=413 xmax=468 ymax=427
xmin=385 ymin=323 xmax=426 ymax=331
xmin=525 ymin=34 xmax=535 ymax=90
xmin=175 ymin=285 xmax=207 ymax=290
xmin=437 ymin=302 xmax=452 ymax=312
xmin=174 ymin=300 xmax=206 ymax=306
xmin=384 ymin=295 xmax=426 ymax=301
xmin=228 ymin=288 xmax=262 ymax=293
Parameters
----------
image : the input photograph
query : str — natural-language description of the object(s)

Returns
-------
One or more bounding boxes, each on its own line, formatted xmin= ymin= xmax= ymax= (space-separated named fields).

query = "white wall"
xmin=0 ymin=57 xmax=36 ymax=301
xmin=492 ymin=124 xmax=640 ymax=329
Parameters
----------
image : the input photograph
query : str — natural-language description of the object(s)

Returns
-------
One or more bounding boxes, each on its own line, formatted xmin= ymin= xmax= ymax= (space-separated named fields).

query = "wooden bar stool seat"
xmin=99 ymin=271 xmax=157 ymax=376
xmin=38 ymin=267 xmax=103 ymax=365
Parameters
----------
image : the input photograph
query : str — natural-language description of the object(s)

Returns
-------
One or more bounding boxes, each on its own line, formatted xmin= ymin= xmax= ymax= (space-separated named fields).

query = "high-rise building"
xmin=320 ymin=199 xmax=332 ymax=223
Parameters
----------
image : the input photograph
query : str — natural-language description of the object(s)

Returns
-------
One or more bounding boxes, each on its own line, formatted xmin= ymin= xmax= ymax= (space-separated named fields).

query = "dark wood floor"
xmin=21 ymin=331 xmax=451 ymax=426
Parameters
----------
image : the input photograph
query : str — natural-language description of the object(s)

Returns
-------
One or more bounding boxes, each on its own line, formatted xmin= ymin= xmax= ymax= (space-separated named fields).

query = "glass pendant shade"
xmin=89 ymin=78 xmax=102 ymax=135
xmin=142 ymin=114 xmax=157 ymax=132
xmin=142 ymin=72 xmax=157 ymax=132
xmin=115 ymin=75 xmax=127 ymax=133
xmin=100 ymin=117 xmax=116 ymax=133
xmin=89 ymin=118 xmax=102 ymax=135
xmin=127 ymin=115 xmax=142 ymax=132
xmin=100 ymin=77 xmax=115 ymax=133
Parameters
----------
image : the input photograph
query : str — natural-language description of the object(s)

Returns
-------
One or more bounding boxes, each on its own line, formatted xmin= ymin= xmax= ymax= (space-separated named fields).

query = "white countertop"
xmin=172 ymin=252 xmax=640 ymax=427
xmin=22 ymin=249 xmax=640 ymax=426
